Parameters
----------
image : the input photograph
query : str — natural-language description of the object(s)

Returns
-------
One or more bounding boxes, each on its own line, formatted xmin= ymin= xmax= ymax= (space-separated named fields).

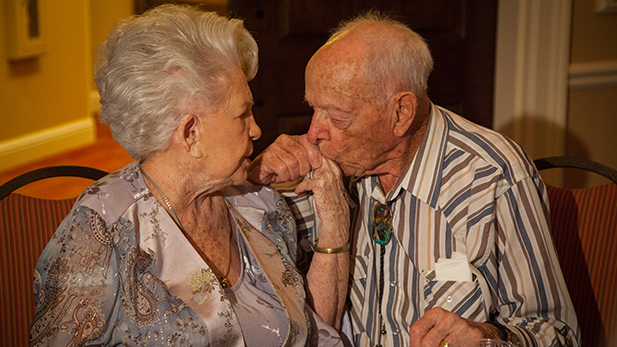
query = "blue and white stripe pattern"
xmin=288 ymin=104 xmax=580 ymax=347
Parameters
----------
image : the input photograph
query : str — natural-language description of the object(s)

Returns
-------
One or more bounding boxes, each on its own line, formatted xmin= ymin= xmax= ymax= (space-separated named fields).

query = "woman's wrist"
xmin=312 ymin=238 xmax=350 ymax=254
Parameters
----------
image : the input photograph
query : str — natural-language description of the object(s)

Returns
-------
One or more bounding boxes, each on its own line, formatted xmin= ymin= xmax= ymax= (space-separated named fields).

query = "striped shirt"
xmin=286 ymin=104 xmax=580 ymax=347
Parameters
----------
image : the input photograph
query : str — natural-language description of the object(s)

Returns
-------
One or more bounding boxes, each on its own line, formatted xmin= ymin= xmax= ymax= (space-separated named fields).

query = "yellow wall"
xmin=0 ymin=0 xmax=133 ymax=171
xmin=566 ymin=0 xmax=617 ymax=188
xmin=0 ymin=0 xmax=90 ymax=140
xmin=89 ymin=0 xmax=134 ymax=93
xmin=570 ymin=0 xmax=617 ymax=63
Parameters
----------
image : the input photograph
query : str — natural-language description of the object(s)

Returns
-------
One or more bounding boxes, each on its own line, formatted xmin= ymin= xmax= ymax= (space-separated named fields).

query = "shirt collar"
xmin=361 ymin=102 xmax=449 ymax=208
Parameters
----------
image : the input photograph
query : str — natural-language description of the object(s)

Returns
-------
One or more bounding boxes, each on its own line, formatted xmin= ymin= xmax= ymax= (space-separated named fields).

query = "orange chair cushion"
xmin=546 ymin=183 xmax=617 ymax=347
xmin=0 ymin=193 xmax=76 ymax=347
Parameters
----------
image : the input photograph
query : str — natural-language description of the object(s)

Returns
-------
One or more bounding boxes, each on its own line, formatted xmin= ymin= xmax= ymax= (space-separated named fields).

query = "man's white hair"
xmin=328 ymin=11 xmax=434 ymax=98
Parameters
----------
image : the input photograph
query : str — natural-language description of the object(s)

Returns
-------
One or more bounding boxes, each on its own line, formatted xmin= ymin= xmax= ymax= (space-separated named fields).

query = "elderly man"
xmin=248 ymin=12 xmax=580 ymax=347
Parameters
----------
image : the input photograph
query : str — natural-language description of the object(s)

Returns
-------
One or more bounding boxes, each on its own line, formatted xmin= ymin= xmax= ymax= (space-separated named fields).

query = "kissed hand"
xmin=247 ymin=134 xmax=322 ymax=185
xmin=294 ymin=158 xmax=350 ymax=235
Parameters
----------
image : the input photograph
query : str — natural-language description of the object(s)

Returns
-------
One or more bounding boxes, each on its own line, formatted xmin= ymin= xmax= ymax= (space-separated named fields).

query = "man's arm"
xmin=490 ymin=176 xmax=579 ymax=346
xmin=409 ymin=176 xmax=580 ymax=346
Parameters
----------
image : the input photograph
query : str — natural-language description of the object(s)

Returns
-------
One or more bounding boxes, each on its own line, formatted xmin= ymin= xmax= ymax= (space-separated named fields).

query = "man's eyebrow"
xmin=304 ymin=99 xmax=349 ymax=113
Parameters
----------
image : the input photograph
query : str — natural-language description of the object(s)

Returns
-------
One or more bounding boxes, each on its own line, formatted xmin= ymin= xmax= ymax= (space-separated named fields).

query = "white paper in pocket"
xmin=434 ymin=252 xmax=473 ymax=282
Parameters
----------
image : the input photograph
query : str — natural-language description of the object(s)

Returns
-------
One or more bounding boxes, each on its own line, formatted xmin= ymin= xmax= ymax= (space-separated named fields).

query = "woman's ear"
xmin=392 ymin=92 xmax=417 ymax=137
xmin=175 ymin=113 xmax=202 ymax=157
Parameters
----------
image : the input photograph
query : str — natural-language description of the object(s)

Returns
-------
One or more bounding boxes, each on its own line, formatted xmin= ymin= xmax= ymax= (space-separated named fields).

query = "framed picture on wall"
xmin=5 ymin=0 xmax=46 ymax=61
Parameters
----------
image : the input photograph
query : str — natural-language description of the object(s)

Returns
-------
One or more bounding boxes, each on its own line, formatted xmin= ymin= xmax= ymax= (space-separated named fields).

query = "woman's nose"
xmin=249 ymin=116 xmax=262 ymax=141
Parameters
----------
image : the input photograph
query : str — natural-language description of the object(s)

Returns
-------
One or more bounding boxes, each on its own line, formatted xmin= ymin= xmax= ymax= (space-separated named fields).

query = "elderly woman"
xmin=28 ymin=5 xmax=350 ymax=346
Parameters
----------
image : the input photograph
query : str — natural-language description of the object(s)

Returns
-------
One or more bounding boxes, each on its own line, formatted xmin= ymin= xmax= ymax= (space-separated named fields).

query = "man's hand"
xmin=247 ymin=134 xmax=322 ymax=185
xmin=409 ymin=307 xmax=503 ymax=346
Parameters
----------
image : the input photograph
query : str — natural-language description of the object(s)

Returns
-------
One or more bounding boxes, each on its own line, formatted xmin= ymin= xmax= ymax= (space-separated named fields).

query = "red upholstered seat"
xmin=0 ymin=165 xmax=107 ymax=346
xmin=0 ymin=194 xmax=77 ymax=347
xmin=546 ymin=183 xmax=617 ymax=347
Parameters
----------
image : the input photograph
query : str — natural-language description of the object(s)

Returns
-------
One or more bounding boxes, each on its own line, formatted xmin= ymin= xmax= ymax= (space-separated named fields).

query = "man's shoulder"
xmin=439 ymin=107 xmax=516 ymax=150
xmin=438 ymin=108 xmax=536 ymax=185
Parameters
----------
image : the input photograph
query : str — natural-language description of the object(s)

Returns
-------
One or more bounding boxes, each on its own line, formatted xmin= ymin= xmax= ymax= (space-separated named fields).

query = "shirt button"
xmin=393 ymin=328 xmax=400 ymax=335
xmin=390 ymin=280 xmax=397 ymax=287
xmin=446 ymin=296 xmax=453 ymax=303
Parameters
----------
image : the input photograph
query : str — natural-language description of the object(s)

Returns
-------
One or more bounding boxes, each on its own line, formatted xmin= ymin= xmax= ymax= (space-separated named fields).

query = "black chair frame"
xmin=533 ymin=156 xmax=617 ymax=184
xmin=0 ymin=165 xmax=108 ymax=201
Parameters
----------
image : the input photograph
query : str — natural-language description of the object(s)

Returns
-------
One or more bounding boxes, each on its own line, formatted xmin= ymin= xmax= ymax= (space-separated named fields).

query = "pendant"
xmin=220 ymin=277 xmax=228 ymax=289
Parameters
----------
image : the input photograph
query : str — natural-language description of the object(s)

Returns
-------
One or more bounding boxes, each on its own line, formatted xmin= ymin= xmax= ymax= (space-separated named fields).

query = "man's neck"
xmin=377 ymin=101 xmax=431 ymax=195
xmin=375 ymin=139 xmax=420 ymax=194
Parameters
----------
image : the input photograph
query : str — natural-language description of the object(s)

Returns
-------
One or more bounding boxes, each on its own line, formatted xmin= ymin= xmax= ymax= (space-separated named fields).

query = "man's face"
xmin=304 ymin=54 xmax=397 ymax=178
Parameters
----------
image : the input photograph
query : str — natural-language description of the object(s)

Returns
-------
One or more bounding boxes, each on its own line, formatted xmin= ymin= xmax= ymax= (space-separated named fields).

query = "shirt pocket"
xmin=421 ymin=269 xmax=490 ymax=321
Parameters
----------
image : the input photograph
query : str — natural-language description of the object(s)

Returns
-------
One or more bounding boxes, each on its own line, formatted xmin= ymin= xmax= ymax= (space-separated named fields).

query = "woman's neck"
xmin=140 ymin=153 xmax=229 ymax=237
xmin=141 ymin=155 xmax=241 ymax=285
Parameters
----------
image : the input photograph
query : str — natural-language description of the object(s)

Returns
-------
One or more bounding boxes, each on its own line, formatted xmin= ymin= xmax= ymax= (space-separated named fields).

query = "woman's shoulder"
xmin=74 ymin=162 xmax=150 ymax=226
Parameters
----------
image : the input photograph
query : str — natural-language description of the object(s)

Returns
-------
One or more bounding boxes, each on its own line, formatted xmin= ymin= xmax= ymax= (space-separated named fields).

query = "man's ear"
xmin=175 ymin=113 xmax=202 ymax=157
xmin=392 ymin=92 xmax=417 ymax=137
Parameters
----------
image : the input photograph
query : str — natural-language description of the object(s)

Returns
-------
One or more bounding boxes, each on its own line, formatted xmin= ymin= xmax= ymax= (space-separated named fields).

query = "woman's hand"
xmin=300 ymin=157 xmax=350 ymax=330
xmin=295 ymin=157 xmax=350 ymax=241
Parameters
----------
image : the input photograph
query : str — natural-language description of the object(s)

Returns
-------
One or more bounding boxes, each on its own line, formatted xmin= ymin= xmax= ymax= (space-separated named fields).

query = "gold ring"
xmin=439 ymin=341 xmax=449 ymax=347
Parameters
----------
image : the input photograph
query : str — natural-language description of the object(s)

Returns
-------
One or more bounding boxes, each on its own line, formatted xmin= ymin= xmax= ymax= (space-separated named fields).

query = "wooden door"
xmin=230 ymin=0 xmax=497 ymax=156
xmin=137 ymin=1 xmax=497 ymax=155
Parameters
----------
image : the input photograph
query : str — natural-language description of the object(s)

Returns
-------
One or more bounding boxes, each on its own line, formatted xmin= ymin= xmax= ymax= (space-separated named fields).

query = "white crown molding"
xmin=494 ymin=0 xmax=572 ymax=162
xmin=569 ymin=60 xmax=617 ymax=89
xmin=0 ymin=118 xmax=96 ymax=172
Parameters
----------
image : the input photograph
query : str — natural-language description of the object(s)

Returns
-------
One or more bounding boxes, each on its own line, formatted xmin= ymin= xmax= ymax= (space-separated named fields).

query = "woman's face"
xmin=198 ymin=73 xmax=261 ymax=186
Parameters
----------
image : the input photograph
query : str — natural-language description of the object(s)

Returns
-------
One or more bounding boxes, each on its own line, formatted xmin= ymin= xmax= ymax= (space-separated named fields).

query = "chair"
xmin=0 ymin=166 xmax=108 ymax=347
xmin=534 ymin=156 xmax=617 ymax=347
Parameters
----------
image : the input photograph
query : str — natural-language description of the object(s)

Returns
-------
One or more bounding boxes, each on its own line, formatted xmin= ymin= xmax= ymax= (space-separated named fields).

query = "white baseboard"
xmin=0 ymin=117 xmax=96 ymax=172
xmin=569 ymin=60 xmax=617 ymax=90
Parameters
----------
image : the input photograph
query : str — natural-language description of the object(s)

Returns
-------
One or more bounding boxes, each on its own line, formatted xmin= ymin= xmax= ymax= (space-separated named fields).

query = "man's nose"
xmin=306 ymin=112 xmax=329 ymax=144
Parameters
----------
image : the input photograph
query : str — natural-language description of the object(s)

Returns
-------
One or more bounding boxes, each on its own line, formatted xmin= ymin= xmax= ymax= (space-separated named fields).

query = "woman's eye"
xmin=238 ymin=109 xmax=251 ymax=119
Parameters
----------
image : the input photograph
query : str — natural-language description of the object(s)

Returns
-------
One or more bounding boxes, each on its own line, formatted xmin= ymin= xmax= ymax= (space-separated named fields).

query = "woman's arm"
xmin=296 ymin=158 xmax=350 ymax=329
xmin=29 ymin=207 xmax=120 ymax=346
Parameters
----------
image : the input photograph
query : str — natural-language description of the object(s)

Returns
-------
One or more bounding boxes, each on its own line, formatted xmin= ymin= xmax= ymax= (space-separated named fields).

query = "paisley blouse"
xmin=28 ymin=162 xmax=342 ymax=346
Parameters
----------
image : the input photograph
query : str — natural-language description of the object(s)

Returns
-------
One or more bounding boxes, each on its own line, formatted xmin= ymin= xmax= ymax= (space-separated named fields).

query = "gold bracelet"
xmin=312 ymin=238 xmax=350 ymax=254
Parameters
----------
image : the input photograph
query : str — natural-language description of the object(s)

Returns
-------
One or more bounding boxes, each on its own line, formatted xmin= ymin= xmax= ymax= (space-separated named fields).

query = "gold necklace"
xmin=140 ymin=166 xmax=232 ymax=288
